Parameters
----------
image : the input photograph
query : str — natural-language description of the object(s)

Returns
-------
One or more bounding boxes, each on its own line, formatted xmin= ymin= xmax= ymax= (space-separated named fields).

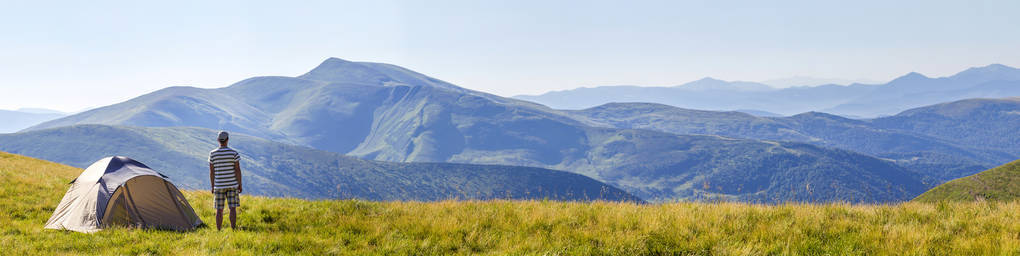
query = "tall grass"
xmin=2 ymin=152 xmax=1020 ymax=255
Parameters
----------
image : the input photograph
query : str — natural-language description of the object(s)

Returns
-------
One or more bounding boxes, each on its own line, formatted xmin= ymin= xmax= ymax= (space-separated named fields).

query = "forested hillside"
xmin=567 ymin=100 xmax=1020 ymax=183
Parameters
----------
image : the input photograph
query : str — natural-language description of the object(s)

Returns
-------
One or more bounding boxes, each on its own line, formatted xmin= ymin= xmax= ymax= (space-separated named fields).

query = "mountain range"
xmin=15 ymin=58 xmax=945 ymax=203
xmin=563 ymin=98 xmax=1020 ymax=182
xmin=515 ymin=64 xmax=1020 ymax=117
xmin=0 ymin=108 xmax=66 ymax=133
xmin=0 ymin=125 xmax=641 ymax=202
xmin=760 ymin=76 xmax=882 ymax=88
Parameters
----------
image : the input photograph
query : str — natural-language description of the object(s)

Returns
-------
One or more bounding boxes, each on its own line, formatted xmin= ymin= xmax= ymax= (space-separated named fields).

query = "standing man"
xmin=209 ymin=131 xmax=242 ymax=230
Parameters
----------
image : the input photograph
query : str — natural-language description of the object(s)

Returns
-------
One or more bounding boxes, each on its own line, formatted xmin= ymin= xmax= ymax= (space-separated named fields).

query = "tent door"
xmin=101 ymin=187 xmax=142 ymax=227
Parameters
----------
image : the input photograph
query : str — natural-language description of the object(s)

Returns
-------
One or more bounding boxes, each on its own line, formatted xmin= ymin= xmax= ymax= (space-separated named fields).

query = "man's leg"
xmin=227 ymin=188 xmax=239 ymax=229
xmin=214 ymin=188 xmax=225 ymax=230
xmin=229 ymin=207 xmax=237 ymax=229
xmin=216 ymin=209 xmax=223 ymax=230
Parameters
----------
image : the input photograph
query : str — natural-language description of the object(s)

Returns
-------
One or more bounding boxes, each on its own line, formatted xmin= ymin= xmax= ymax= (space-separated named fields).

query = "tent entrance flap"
xmin=121 ymin=175 xmax=198 ymax=230
xmin=102 ymin=188 xmax=139 ymax=227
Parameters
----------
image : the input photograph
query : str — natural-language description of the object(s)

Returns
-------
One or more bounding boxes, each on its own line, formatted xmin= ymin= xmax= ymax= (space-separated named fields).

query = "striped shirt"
xmin=209 ymin=146 xmax=241 ymax=189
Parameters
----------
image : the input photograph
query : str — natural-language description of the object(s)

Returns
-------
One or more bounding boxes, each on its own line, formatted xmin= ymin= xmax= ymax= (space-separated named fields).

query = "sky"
xmin=1 ymin=0 xmax=1018 ymax=112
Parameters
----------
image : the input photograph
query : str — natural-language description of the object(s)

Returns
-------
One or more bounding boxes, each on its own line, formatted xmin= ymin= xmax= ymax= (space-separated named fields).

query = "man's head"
xmin=217 ymin=131 xmax=229 ymax=146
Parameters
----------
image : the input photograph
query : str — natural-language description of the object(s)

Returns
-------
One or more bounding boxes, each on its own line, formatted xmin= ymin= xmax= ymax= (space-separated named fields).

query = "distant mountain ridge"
xmin=675 ymin=77 xmax=773 ymax=91
xmin=761 ymin=76 xmax=882 ymax=87
xmin=14 ymin=108 xmax=67 ymax=115
xmin=516 ymin=64 xmax=1020 ymax=117
xmin=0 ymin=109 xmax=66 ymax=133
xmin=20 ymin=58 xmax=931 ymax=203
xmin=823 ymin=65 xmax=1020 ymax=116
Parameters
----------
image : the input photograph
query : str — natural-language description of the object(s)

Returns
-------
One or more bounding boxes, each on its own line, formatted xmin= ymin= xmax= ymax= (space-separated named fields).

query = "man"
xmin=209 ymin=131 xmax=242 ymax=230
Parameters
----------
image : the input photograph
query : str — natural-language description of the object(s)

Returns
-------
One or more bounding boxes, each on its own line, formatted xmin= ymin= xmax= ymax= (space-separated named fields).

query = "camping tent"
xmin=44 ymin=156 xmax=203 ymax=233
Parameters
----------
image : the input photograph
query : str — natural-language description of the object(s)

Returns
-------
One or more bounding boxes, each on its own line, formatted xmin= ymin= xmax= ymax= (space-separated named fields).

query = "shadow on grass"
xmin=197 ymin=222 xmax=269 ymax=233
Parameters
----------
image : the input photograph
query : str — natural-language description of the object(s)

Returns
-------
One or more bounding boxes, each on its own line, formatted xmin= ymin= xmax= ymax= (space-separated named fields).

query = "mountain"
xmin=870 ymin=97 xmax=1020 ymax=155
xmin=824 ymin=64 xmax=1020 ymax=116
xmin=23 ymin=58 xmax=929 ymax=203
xmin=676 ymin=77 xmax=773 ymax=92
xmin=569 ymin=129 xmax=927 ymax=203
xmin=565 ymin=101 xmax=1019 ymax=182
xmin=735 ymin=109 xmax=784 ymax=117
xmin=566 ymin=103 xmax=810 ymax=142
xmin=0 ymin=109 xmax=66 ymax=133
xmin=510 ymin=77 xmax=780 ymax=112
xmin=761 ymin=76 xmax=882 ymax=87
xmin=297 ymin=58 xmax=469 ymax=93
xmin=0 ymin=125 xmax=641 ymax=202
xmin=913 ymin=159 xmax=1020 ymax=202
xmin=515 ymin=64 xmax=1020 ymax=117
xmin=14 ymin=108 xmax=67 ymax=115
xmin=514 ymin=80 xmax=878 ymax=114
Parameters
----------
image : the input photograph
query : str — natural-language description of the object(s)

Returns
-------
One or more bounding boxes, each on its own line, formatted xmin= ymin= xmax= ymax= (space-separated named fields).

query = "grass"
xmin=3 ymin=151 xmax=1020 ymax=255
xmin=914 ymin=159 xmax=1020 ymax=202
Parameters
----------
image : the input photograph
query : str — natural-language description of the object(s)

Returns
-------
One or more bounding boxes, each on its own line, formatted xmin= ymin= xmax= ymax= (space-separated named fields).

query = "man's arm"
xmin=233 ymin=161 xmax=242 ymax=193
xmin=209 ymin=163 xmax=215 ymax=193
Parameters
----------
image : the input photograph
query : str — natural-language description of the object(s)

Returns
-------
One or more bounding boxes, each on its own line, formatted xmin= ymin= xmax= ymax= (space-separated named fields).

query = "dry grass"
xmin=2 ymin=151 xmax=1020 ymax=255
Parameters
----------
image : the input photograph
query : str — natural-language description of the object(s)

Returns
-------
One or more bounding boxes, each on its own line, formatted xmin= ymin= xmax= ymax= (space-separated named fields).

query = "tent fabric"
xmin=44 ymin=156 xmax=203 ymax=233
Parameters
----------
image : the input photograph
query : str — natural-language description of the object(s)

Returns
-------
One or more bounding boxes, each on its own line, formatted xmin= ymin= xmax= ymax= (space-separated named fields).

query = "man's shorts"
xmin=214 ymin=188 xmax=240 ymax=210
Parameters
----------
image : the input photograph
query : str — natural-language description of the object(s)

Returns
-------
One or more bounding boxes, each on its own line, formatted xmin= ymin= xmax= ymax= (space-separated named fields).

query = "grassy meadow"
xmin=914 ymin=159 xmax=1020 ymax=203
xmin=3 ymin=151 xmax=1020 ymax=255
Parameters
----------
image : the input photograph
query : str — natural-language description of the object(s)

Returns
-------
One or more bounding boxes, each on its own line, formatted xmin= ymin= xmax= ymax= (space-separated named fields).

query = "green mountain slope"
xmin=563 ymin=128 xmax=927 ymax=203
xmin=872 ymin=97 xmax=1020 ymax=155
xmin=0 ymin=125 xmax=641 ymax=202
xmin=566 ymin=103 xmax=810 ymax=141
xmin=913 ymin=159 xmax=1020 ymax=202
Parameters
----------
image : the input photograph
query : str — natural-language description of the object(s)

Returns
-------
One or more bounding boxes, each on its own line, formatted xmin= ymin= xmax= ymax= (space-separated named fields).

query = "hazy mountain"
xmin=913 ymin=159 xmax=1020 ymax=202
xmin=735 ymin=109 xmax=784 ymax=117
xmin=676 ymin=77 xmax=773 ymax=92
xmin=14 ymin=108 xmax=67 ymax=115
xmin=0 ymin=125 xmax=641 ymax=202
xmin=515 ymin=82 xmax=879 ymax=115
xmin=0 ymin=109 xmax=66 ymax=133
xmin=515 ymin=64 xmax=1020 ymax=117
xmin=824 ymin=64 xmax=1020 ymax=116
xmin=23 ymin=58 xmax=928 ymax=203
xmin=761 ymin=76 xmax=883 ymax=88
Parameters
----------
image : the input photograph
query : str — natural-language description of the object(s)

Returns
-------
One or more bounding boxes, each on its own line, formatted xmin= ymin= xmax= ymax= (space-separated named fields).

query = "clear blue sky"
xmin=1 ymin=0 xmax=1018 ymax=112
